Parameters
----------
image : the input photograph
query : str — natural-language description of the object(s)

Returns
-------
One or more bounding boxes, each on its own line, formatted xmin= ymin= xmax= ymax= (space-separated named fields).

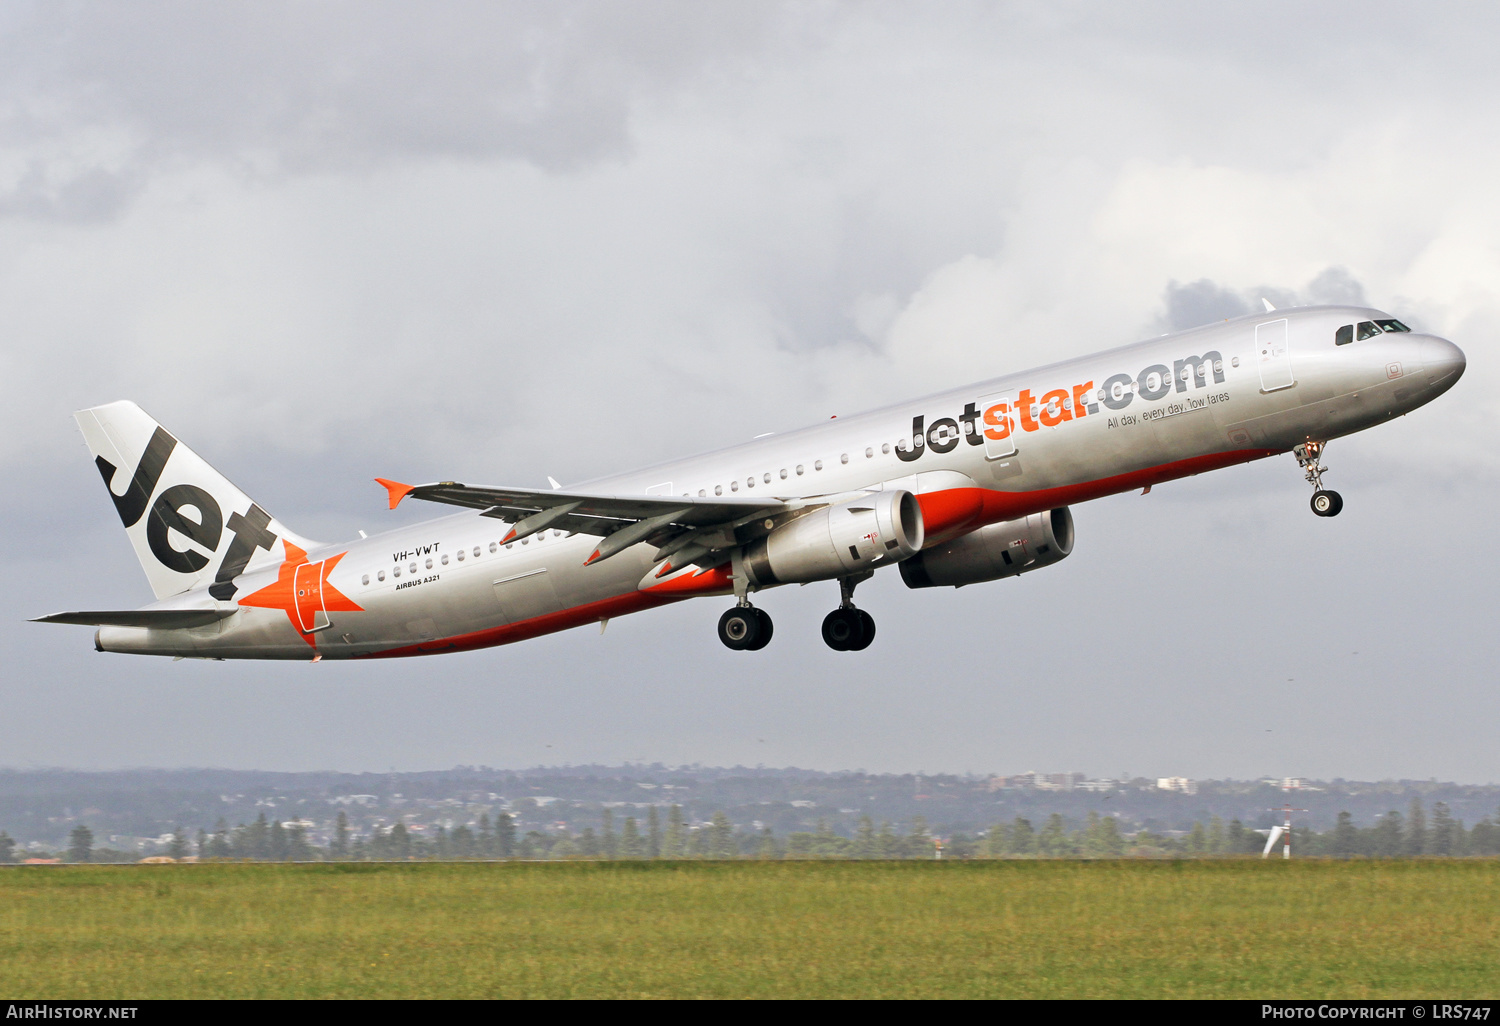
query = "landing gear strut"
xmin=1295 ymin=441 xmax=1343 ymax=518
xmin=822 ymin=574 xmax=875 ymax=652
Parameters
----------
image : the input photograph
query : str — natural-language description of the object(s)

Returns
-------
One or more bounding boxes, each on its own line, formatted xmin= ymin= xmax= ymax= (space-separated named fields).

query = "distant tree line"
xmin=3 ymin=797 xmax=1498 ymax=864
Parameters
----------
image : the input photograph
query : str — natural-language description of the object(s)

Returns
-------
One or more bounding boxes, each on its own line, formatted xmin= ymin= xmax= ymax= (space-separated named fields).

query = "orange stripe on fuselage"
xmin=915 ymin=489 xmax=985 ymax=542
xmin=930 ymin=444 xmax=1272 ymax=537
xmin=359 ymin=589 xmax=677 ymax=658
xmin=358 ymin=563 xmax=735 ymax=659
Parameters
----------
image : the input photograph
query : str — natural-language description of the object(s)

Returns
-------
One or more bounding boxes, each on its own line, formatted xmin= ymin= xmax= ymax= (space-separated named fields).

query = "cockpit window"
xmin=1338 ymin=318 xmax=1412 ymax=344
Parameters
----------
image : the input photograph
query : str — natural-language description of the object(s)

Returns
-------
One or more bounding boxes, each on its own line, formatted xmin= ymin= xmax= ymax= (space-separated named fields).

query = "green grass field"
xmin=1 ymin=860 xmax=1497 ymax=999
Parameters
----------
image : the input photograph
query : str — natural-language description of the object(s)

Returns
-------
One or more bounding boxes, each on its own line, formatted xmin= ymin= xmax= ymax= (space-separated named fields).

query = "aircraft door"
xmin=1256 ymin=318 xmax=1294 ymax=392
xmin=293 ymin=560 xmax=330 ymax=633
xmin=977 ymin=392 xmax=1017 ymax=459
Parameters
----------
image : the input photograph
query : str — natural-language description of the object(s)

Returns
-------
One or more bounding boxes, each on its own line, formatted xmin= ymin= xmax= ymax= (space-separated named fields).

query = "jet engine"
xmin=899 ymin=507 xmax=1073 ymax=589
xmin=742 ymin=490 xmax=924 ymax=587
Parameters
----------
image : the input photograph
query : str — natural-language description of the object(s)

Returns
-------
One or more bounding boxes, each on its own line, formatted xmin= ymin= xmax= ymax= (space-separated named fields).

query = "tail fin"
xmin=75 ymin=401 xmax=321 ymax=601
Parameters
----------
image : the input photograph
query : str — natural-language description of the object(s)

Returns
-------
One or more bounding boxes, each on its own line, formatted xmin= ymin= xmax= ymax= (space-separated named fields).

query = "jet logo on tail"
xmin=94 ymin=423 xmax=279 ymax=598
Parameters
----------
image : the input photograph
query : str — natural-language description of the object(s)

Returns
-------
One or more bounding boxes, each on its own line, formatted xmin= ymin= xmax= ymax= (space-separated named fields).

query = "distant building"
xmin=991 ymin=771 xmax=1090 ymax=791
xmin=1076 ymin=779 xmax=1118 ymax=793
xmin=1157 ymin=777 xmax=1199 ymax=795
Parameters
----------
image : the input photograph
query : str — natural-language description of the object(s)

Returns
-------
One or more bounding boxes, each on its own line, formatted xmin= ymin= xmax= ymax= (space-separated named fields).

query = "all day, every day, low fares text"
xmin=36 ymin=304 xmax=1464 ymax=657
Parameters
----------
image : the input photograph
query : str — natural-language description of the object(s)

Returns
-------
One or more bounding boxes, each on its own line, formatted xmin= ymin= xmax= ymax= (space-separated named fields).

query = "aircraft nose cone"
xmin=1425 ymin=336 xmax=1466 ymax=394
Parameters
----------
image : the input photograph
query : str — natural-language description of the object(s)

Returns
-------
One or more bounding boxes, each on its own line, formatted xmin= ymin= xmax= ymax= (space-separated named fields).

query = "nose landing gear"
xmin=822 ymin=573 xmax=875 ymax=652
xmin=1295 ymin=441 xmax=1343 ymax=517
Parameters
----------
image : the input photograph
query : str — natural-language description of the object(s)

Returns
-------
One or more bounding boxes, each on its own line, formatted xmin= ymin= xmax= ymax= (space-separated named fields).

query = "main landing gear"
xmin=718 ymin=604 xmax=773 ymax=651
xmin=822 ymin=574 xmax=875 ymax=652
xmin=1295 ymin=441 xmax=1343 ymax=518
xmin=719 ymin=547 xmax=774 ymax=651
xmin=716 ymin=574 xmax=877 ymax=652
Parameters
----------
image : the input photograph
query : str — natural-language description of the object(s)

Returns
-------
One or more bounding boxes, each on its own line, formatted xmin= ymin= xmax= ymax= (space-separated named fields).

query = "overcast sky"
xmin=3 ymin=1 xmax=1497 ymax=782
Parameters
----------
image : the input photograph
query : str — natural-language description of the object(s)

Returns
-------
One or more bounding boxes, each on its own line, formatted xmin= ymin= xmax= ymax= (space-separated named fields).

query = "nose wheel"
xmin=1295 ymin=442 xmax=1343 ymax=517
xmin=1311 ymin=490 xmax=1343 ymax=517
xmin=822 ymin=573 xmax=876 ymax=651
xmin=718 ymin=605 xmax=772 ymax=651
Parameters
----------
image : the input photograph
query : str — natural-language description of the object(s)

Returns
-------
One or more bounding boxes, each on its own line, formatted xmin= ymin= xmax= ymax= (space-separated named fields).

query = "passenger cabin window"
xmin=441 ymin=554 xmax=449 ymax=565
xmin=361 ymin=574 xmax=370 ymax=586
xmin=815 ymin=460 xmax=823 ymax=471
xmin=715 ymin=485 xmax=723 ymax=495
xmin=489 ymin=542 xmax=497 ymax=553
xmin=840 ymin=453 xmax=849 ymax=464
xmin=377 ymin=570 xmax=385 ymax=582
xmin=881 ymin=443 xmax=890 ymax=454
xmin=1336 ymin=325 xmax=1354 ymax=345
xmin=796 ymin=465 xmax=804 ymax=475
xmin=779 ymin=469 xmax=788 ymax=480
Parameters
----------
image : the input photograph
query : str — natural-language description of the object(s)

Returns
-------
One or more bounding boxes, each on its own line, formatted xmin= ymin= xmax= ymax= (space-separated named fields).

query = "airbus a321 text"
xmin=36 ymin=305 xmax=1464 ymax=659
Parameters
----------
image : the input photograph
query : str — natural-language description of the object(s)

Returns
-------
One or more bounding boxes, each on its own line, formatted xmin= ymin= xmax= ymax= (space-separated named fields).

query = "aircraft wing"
xmin=376 ymin=478 xmax=790 ymax=567
xmin=32 ymin=609 xmax=238 ymax=629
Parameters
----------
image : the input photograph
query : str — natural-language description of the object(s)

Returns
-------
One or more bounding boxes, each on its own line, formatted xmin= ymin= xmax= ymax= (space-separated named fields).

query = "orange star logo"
xmin=239 ymin=540 xmax=363 ymax=648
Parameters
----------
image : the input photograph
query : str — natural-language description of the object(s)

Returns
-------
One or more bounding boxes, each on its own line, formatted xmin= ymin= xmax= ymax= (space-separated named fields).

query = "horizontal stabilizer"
xmin=31 ymin=609 xmax=238 ymax=629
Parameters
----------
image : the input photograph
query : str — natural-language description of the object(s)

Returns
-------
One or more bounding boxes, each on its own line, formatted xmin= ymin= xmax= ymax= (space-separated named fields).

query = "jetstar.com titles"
xmin=892 ymin=350 xmax=1226 ymax=462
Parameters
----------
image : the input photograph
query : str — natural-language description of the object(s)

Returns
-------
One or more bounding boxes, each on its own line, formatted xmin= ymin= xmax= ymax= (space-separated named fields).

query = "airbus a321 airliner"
xmin=37 ymin=304 xmax=1464 ymax=659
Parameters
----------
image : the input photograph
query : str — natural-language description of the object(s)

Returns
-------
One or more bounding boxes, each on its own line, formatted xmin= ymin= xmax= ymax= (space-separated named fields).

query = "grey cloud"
xmin=1305 ymin=266 xmax=1368 ymax=306
xmin=0 ymin=0 xmax=781 ymax=220
xmin=1159 ymin=267 xmax=1371 ymax=332
xmin=1160 ymin=279 xmax=1252 ymax=331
